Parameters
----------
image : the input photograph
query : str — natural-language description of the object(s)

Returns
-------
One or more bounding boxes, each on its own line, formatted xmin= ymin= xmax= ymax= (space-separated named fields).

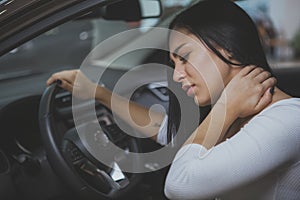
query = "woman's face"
xmin=169 ymin=29 xmax=238 ymax=106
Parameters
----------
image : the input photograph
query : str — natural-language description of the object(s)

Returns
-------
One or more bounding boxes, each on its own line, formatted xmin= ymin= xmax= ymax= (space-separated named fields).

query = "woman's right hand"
xmin=218 ymin=66 xmax=277 ymax=118
xmin=46 ymin=70 xmax=98 ymax=100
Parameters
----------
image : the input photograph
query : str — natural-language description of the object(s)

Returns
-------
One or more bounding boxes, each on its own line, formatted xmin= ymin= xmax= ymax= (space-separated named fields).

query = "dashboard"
xmin=0 ymin=70 xmax=168 ymax=199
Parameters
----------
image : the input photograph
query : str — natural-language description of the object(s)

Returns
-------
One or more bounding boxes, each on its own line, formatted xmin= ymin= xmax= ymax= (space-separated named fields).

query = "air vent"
xmin=147 ymin=82 xmax=169 ymax=102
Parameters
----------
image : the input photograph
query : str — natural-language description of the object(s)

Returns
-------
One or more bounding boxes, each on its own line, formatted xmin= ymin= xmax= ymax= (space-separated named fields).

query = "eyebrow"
xmin=172 ymin=43 xmax=187 ymax=58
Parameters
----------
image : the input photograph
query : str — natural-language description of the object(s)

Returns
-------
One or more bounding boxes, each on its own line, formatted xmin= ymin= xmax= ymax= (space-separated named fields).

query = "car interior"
xmin=0 ymin=0 xmax=299 ymax=199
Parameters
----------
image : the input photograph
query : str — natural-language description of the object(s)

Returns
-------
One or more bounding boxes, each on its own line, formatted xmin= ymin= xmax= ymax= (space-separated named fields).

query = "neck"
xmin=270 ymin=87 xmax=292 ymax=104
xmin=239 ymin=87 xmax=291 ymax=125
xmin=223 ymin=87 xmax=292 ymax=140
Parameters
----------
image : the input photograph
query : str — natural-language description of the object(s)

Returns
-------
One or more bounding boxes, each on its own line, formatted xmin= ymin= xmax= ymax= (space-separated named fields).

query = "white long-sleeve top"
xmin=163 ymin=98 xmax=300 ymax=200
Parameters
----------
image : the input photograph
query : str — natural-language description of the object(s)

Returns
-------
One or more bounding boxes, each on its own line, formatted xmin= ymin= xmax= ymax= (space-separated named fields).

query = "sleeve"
xmin=164 ymin=103 xmax=300 ymax=200
xmin=156 ymin=115 xmax=168 ymax=145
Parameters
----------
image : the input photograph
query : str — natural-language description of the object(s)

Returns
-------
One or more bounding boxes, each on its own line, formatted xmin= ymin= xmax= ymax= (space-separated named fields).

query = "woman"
xmin=47 ymin=0 xmax=300 ymax=199
xmin=164 ymin=1 xmax=300 ymax=199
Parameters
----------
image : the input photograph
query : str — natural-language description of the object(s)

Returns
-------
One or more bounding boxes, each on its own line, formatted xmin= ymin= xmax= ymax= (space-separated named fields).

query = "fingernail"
xmin=56 ymin=79 xmax=62 ymax=85
xmin=269 ymin=87 xmax=274 ymax=95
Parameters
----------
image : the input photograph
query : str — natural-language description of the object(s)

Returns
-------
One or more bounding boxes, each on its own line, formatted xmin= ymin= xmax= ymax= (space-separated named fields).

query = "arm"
xmin=185 ymin=66 xmax=276 ymax=149
xmin=47 ymin=70 xmax=165 ymax=140
xmin=95 ymin=85 xmax=165 ymax=140
xmin=165 ymin=102 xmax=300 ymax=199
xmin=165 ymin=66 xmax=279 ymax=199
xmin=165 ymin=103 xmax=300 ymax=199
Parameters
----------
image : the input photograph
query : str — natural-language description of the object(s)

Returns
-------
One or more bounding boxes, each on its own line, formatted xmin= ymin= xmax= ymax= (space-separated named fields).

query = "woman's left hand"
xmin=218 ymin=66 xmax=276 ymax=118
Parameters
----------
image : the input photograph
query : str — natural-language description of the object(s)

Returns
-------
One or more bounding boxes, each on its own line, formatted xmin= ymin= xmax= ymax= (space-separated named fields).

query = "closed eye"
xmin=169 ymin=59 xmax=175 ymax=67
xmin=179 ymin=52 xmax=191 ymax=63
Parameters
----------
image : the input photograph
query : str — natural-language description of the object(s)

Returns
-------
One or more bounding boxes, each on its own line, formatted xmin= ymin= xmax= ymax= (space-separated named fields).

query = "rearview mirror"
xmin=138 ymin=0 xmax=162 ymax=18
xmin=81 ymin=0 xmax=162 ymax=21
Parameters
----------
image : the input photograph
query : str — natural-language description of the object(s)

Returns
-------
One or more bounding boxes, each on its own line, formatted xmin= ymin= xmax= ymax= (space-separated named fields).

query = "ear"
xmin=220 ymin=49 xmax=233 ymax=60
xmin=219 ymin=48 xmax=242 ymax=69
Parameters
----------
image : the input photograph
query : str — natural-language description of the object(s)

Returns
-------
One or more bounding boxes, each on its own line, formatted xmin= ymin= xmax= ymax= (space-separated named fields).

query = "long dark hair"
xmin=167 ymin=0 xmax=273 ymax=144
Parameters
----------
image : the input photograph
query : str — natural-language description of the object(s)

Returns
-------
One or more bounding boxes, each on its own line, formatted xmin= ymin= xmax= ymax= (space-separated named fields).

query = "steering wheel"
xmin=39 ymin=83 xmax=142 ymax=199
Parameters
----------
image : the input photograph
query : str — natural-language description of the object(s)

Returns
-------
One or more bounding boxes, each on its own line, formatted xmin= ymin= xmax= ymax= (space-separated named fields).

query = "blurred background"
xmin=237 ymin=0 xmax=300 ymax=67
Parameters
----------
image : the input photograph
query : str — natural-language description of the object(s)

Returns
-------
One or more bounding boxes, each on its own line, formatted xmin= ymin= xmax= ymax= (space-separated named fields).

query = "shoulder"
xmin=236 ymin=98 xmax=300 ymax=157
xmin=250 ymin=98 xmax=300 ymax=127
xmin=262 ymin=98 xmax=300 ymax=113
xmin=244 ymin=98 xmax=300 ymax=134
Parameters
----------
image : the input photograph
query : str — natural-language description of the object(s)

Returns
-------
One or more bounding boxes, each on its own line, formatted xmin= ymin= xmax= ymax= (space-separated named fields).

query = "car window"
xmin=0 ymin=0 xmax=194 ymax=80
xmin=0 ymin=19 xmax=143 ymax=78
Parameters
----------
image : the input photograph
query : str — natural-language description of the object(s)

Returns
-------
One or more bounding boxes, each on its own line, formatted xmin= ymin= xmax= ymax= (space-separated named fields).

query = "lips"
xmin=182 ymin=84 xmax=195 ymax=96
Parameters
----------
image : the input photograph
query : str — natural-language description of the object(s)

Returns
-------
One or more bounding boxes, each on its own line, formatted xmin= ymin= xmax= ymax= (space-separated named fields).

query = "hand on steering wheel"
xmin=39 ymin=83 xmax=142 ymax=199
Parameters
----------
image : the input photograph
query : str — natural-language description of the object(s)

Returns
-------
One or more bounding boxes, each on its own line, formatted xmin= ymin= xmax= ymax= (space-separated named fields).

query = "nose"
xmin=173 ymin=62 xmax=186 ymax=82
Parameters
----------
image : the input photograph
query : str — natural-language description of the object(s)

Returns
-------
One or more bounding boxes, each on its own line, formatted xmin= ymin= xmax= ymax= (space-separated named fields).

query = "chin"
xmin=194 ymin=95 xmax=211 ymax=106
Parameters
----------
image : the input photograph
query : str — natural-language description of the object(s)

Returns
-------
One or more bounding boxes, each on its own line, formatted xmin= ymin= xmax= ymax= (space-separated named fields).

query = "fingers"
xmin=46 ymin=75 xmax=57 ymax=86
xmin=254 ymin=87 xmax=273 ymax=112
xmin=255 ymin=76 xmax=276 ymax=112
xmin=59 ymin=79 xmax=73 ymax=92
xmin=247 ymin=67 xmax=264 ymax=79
xmin=261 ymin=76 xmax=277 ymax=91
xmin=254 ymin=70 xmax=271 ymax=83
xmin=241 ymin=66 xmax=276 ymax=89
xmin=253 ymin=73 xmax=276 ymax=97
xmin=46 ymin=70 xmax=78 ymax=86
xmin=239 ymin=65 xmax=256 ymax=76
xmin=239 ymin=66 xmax=271 ymax=82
